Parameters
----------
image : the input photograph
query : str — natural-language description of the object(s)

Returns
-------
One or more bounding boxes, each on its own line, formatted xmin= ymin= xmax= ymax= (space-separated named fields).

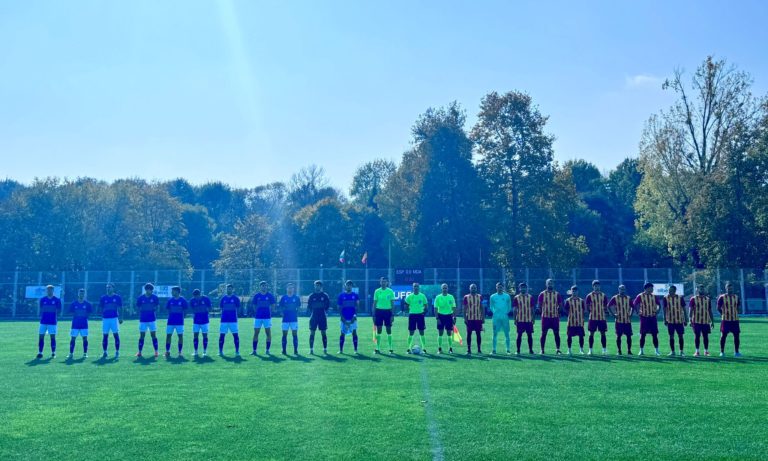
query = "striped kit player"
xmin=663 ymin=285 xmax=687 ymax=356
xmin=608 ymin=285 xmax=633 ymax=355
xmin=688 ymin=286 xmax=714 ymax=357
xmin=585 ymin=280 xmax=608 ymax=355
xmin=537 ymin=279 xmax=563 ymax=355
xmin=564 ymin=286 xmax=585 ymax=355
xmin=717 ymin=282 xmax=742 ymax=357
xmin=633 ymin=282 xmax=660 ymax=356
xmin=513 ymin=283 xmax=535 ymax=355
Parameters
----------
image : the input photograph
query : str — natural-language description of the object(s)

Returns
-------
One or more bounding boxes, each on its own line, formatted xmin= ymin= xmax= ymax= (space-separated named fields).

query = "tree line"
xmin=1 ymin=56 xmax=766 ymax=272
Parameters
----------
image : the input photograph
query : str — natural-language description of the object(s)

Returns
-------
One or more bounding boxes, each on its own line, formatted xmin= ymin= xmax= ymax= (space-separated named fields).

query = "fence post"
xmin=479 ymin=267 xmax=484 ymax=294
xmin=364 ymin=265 xmax=369 ymax=313
xmin=668 ymin=268 xmax=672 ymax=284
xmin=201 ymin=269 xmax=206 ymax=294
xmin=273 ymin=268 xmax=277 ymax=294
xmin=37 ymin=271 xmax=42 ymax=318
xmin=433 ymin=268 xmax=437 ymax=285
xmin=692 ymin=269 xmax=697 ymax=294
xmin=739 ymin=269 xmax=746 ymax=315
xmin=456 ymin=265 xmax=461 ymax=306
xmin=249 ymin=269 xmax=254 ymax=295
xmin=525 ymin=268 xmax=530 ymax=288
xmin=107 ymin=270 xmax=112 ymax=285
xmin=501 ymin=266 xmax=506 ymax=288
xmin=84 ymin=270 xmax=89 ymax=296
xmin=643 ymin=268 xmax=648 ymax=284
xmin=572 ymin=268 xmax=577 ymax=286
xmin=12 ymin=269 xmax=18 ymax=318
xmin=154 ymin=270 xmax=158 ymax=286
xmin=296 ymin=268 xmax=301 ymax=298
xmin=130 ymin=271 xmax=135 ymax=317
xmin=594 ymin=268 xmax=599 ymax=281
xmin=764 ymin=269 xmax=768 ymax=312
xmin=716 ymin=268 xmax=721 ymax=296
xmin=618 ymin=265 xmax=623 ymax=285
xmin=178 ymin=270 xmax=182 ymax=288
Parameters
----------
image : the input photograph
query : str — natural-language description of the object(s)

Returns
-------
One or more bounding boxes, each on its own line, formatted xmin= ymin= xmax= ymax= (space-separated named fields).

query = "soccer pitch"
xmin=1 ymin=318 xmax=766 ymax=461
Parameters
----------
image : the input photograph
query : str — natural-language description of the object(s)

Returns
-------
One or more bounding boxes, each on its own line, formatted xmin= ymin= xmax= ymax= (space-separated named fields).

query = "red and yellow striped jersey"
xmin=609 ymin=295 xmax=632 ymax=324
xmin=537 ymin=290 xmax=562 ymax=318
xmin=634 ymin=293 xmax=659 ymax=317
xmin=463 ymin=294 xmax=484 ymax=321
xmin=689 ymin=296 xmax=712 ymax=325
xmin=586 ymin=292 xmax=606 ymax=321
xmin=717 ymin=294 xmax=740 ymax=321
xmin=514 ymin=294 xmax=533 ymax=323
xmin=664 ymin=294 xmax=686 ymax=324
xmin=566 ymin=297 xmax=584 ymax=326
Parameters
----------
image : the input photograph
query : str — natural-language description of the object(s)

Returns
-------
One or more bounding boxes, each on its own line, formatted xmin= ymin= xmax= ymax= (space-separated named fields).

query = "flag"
xmin=339 ymin=250 xmax=345 ymax=264
xmin=372 ymin=324 xmax=377 ymax=344
xmin=452 ymin=325 xmax=463 ymax=345
xmin=361 ymin=251 xmax=368 ymax=265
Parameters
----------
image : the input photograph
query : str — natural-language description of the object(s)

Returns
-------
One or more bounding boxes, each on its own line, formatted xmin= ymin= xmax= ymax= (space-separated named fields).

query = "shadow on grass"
xmin=352 ymin=353 xmax=382 ymax=362
xmin=287 ymin=354 xmax=313 ymax=363
xmin=386 ymin=353 xmax=422 ymax=362
xmin=25 ymin=357 xmax=54 ymax=367
xmin=258 ymin=354 xmax=286 ymax=363
xmin=316 ymin=353 xmax=347 ymax=362
xmin=132 ymin=355 xmax=157 ymax=366
xmin=92 ymin=356 xmax=118 ymax=366
xmin=220 ymin=354 xmax=245 ymax=363
xmin=193 ymin=355 xmax=215 ymax=365
xmin=63 ymin=356 xmax=87 ymax=366
xmin=424 ymin=353 xmax=456 ymax=362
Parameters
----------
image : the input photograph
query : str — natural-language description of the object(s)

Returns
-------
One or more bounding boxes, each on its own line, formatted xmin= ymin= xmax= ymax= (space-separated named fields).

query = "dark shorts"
xmin=639 ymin=316 xmax=658 ymax=335
xmin=516 ymin=321 xmax=534 ymax=334
xmin=567 ymin=326 xmax=585 ymax=337
xmin=374 ymin=309 xmax=393 ymax=328
xmin=408 ymin=313 xmax=426 ymax=331
xmin=588 ymin=320 xmax=607 ymax=333
xmin=720 ymin=320 xmax=740 ymax=334
xmin=465 ymin=319 xmax=483 ymax=333
xmin=667 ymin=323 xmax=684 ymax=336
xmin=309 ymin=315 xmax=327 ymax=331
xmin=692 ymin=323 xmax=711 ymax=335
xmin=436 ymin=314 xmax=454 ymax=332
xmin=615 ymin=323 xmax=633 ymax=336
xmin=541 ymin=317 xmax=560 ymax=333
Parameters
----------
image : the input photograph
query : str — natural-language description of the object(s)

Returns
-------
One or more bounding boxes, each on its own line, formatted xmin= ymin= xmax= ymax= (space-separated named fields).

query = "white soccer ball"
xmin=411 ymin=345 xmax=422 ymax=355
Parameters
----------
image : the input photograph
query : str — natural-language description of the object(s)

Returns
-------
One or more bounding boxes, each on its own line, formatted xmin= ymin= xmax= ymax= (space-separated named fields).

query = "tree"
xmin=380 ymin=102 xmax=487 ymax=267
xmin=213 ymin=214 xmax=271 ymax=272
xmin=471 ymin=91 xmax=585 ymax=268
xmin=350 ymin=159 xmax=396 ymax=209
xmin=287 ymin=165 xmax=341 ymax=211
xmin=636 ymin=57 xmax=762 ymax=266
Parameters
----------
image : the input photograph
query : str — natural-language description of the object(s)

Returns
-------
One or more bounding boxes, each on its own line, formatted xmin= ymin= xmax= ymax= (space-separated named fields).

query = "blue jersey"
xmin=69 ymin=300 xmax=93 ymax=329
xmin=337 ymin=292 xmax=359 ymax=321
xmin=190 ymin=296 xmax=211 ymax=324
xmin=166 ymin=297 xmax=188 ymax=325
xmin=40 ymin=296 xmax=62 ymax=325
xmin=99 ymin=294 xmax=122 ymax=319
xmin=219 ymin=295 xmax=241 ymax=323
xmin=279 ymin=295 xmax=301 ymax=323
xmin=251 ymin=292 xmax=276 ymax=319
xmin=137 ymin=294 xmax=160 ymax=322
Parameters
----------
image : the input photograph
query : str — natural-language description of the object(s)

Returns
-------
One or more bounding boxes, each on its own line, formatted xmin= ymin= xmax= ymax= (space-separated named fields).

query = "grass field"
xmin=1 ymin=317 xmax=766 ymax=461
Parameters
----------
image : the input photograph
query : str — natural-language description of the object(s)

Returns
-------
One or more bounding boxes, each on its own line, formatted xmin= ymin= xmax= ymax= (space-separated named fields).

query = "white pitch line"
xmin=420 ymin=362 xmax=445 ymax=461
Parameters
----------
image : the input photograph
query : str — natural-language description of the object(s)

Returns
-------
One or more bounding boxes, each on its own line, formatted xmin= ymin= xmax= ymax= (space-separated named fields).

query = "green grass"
xmin=0 ymin=317 xmax=766 ymax=461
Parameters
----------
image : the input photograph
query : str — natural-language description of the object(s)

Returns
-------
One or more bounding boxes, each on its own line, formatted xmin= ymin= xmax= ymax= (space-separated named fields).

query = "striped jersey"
xmin=688 ymin=296 xmax=712 ymax=325
xmin=633 ymin=293 xmax=659 ymax=317
xmin=537 ymin=290 xmax=562 ymax=318
xmin=514 ymin=294 xmax=533 ymax=323
xmin=717 ymin=294 xmax=740 ymax=321
xmin=565 ymin=296 xmax=584 ymax=327
xmin=664 ymin=294 xmax=686 ymax=324
xmin=608 ymin=295 xmax=632 ymax=324
xmin=586 ymin=291 xmax=607 ymax=321
xmin=463 ymin=294 xmax=484 ymax=321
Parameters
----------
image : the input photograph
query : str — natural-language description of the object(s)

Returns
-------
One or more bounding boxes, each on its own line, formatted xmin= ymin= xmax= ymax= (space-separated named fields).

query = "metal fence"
xmin=1 ymin=267 xmax=767 ymax=319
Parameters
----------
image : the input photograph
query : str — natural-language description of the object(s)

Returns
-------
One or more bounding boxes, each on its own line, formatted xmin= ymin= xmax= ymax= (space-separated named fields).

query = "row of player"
xmin=34 ymin=277 xmax=743 ymax=360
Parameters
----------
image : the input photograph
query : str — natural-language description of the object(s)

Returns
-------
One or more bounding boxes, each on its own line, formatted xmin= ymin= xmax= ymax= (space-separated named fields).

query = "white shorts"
xmin=341 ymin=320 xmax=358 ymax=335
xmin=166 ymin=325 xmax=184 ymax=334
xmin=253 ymin=318 xmax=272 ymax=329
xmin=220 ymin=322 xmax=239 ymax=334
xmin=70 ymin=329 xmax=88 ymax=337
xmin=38 ymin=324 xmax=57 ymax=335
xmin=282 ymin=321 xmax=299 ymax=331
xmin=139 ymin=321 xmax=157 ymax=333
xmin=193 ymin=323 xmax=210 ymax=334
xmin=102 ymin=318 xmax=120 ymax=334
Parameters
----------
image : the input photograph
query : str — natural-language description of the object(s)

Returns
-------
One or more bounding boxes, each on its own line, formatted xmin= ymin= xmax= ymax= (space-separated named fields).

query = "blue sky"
xmin=1 ymin=0 xmax=766 ymax=191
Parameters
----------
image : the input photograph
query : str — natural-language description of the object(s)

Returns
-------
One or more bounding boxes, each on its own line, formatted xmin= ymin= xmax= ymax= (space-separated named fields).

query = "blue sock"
xmin=194 ymin=337 xmax=199 ymax=351
xmin=102 ymin=335 xmax=108 ymax=352
xmin=38 ymin=337 xmax=44 ymax=353
xmin=203 ymin=336 xmax=208 ymax=351
xmin=178 ymin=341 xmax=183 ymax=354
xmin=138 ymin=338 xmax=144 ymax=352
xmin=114 ymin=334 xmax=120 ymax=351
xmin=51 ymin=337 xmax=56 ymax=353
xmin=69 ymin=339 xmax=75 ymax=354
xmin=340 ymin=335 xmax=345 ymax=352
xmin=353 ymin=334 xmax=358 ymax=351
xmin=266 ymin=340 xmax=271 ymax=352
xmin=151 ymin=337 xmax=158 ymax=352
xmin=281 ymin=336 xmax=287 ymax=352
xmin=219 ymin=334 xmax=225 ymax=353
xmin=165 ymin=341 xmax=171 ymax=352
xmin=253 ymin=340 xmax=258 ymax=352
xmin=83 ymin=338 xmax=88 ymax=354
xmin=233 ymin=334 xmax=240 ymax=353
xmin=293 ymin=335 xmax=298 ymax=353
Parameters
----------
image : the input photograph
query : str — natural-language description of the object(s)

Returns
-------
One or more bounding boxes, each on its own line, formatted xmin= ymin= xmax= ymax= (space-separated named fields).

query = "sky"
xmin=1 ymin=0 xmax=767 ymax=192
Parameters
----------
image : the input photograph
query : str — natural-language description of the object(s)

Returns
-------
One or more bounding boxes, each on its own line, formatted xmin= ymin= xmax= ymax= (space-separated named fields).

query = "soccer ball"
xmin=411 ymin=345 xmax=422 ymax=355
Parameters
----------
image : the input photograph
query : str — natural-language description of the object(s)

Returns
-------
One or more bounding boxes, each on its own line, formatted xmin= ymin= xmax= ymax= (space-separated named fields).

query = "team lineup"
xmin=35 ymin=276 xmax=744 ymax=361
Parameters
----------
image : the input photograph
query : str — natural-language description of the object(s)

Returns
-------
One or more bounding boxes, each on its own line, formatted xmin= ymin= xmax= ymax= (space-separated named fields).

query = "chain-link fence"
xmin=1 ymin=267 xmax=766 ymax=319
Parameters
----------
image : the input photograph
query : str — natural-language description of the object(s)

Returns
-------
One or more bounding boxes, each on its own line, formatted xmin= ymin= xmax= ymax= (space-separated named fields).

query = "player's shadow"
xmin=63 ymin=357 xmax=87 ymax=366
xmin=387 ymin=353 xmax=424 ymax=362
xmin=166 ymin=355 xmax=189 ymax=365
xmin=352 ymin=353 xmax=381 ymax=362
xmin=485 ymin=353 xmax=519 ymax=361
xmin=220 ymin=355 xmax=245 ymax=363
xmin=133 ymin=356 xmax=157 ymax=366
xmin=258 ymin=354 xmax=286 ymax=363
xmin=25 ymin=357 xmax=53 ymax=367
xmin=317 ymin=353 xmax=347 ymax=362
xmin=287 ymin=354 xmax=313 ymax=363
xmin=193 ymin=355 xmax=215 ymax=364
xmin=423 ymin=353 xmax=456 ymax=362
xmin=93 ymin=356 xmax=118 ymax=366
